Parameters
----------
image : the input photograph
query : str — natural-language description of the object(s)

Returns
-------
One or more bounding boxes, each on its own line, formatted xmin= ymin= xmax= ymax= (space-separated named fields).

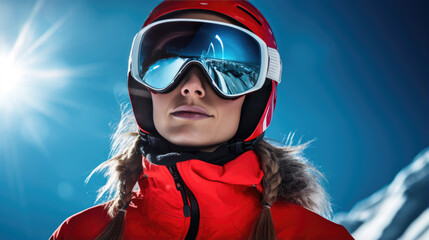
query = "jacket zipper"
xmin=168 ymin=165 xmax=200 ymax=240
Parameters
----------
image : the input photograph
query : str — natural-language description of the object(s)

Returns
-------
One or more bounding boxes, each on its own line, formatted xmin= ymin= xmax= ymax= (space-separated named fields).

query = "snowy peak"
xmin=335 ymin=148 xmax=429 ymax=240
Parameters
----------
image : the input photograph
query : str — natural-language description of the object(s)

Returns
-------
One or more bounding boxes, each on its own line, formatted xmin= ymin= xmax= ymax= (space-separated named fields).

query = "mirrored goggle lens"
xmin=137 ymin=21 xmax=263 ymax=96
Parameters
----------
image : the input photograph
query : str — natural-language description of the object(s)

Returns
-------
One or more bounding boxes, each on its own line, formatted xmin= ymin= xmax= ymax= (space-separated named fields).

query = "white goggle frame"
xmin=129 ymin=18 xmax=282 ymax=97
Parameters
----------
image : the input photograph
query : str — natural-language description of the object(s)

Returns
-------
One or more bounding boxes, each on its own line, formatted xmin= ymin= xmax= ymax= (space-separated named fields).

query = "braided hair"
xmin=250 ymin=138 xmax=332 ymax=240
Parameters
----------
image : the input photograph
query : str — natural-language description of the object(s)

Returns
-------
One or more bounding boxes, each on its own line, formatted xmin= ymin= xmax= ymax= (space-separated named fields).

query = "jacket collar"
xmin=137 ymin=150 xmax=263 ymax=218
xmin=138 ymin=130 xmax=264 ymax=166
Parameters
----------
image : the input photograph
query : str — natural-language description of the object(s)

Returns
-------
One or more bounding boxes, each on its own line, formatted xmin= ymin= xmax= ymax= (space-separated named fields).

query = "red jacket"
xmin=50 ymin=150 xmax=353 ymax=240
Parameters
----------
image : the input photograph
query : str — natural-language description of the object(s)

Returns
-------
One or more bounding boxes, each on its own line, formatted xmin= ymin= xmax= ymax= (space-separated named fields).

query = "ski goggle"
xmin=129 ymin=18 xmax=281 ymax=98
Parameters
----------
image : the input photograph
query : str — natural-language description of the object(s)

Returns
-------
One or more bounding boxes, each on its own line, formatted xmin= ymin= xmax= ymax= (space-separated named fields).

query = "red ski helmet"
xmin=128 ymin=0 xmax=281 ymax=142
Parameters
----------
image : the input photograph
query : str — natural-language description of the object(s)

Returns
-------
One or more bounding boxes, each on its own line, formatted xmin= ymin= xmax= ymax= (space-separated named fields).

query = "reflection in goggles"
xmin=202 ymin=35 xmax=224 ymax=60
xmin=136 ymin=20 xmax=265 ymax=96
xmin=142 ymin=56 xmax=259 ymax=95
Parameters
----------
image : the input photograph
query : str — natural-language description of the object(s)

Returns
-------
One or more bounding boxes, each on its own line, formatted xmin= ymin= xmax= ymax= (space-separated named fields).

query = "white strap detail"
xmin=267 ymin=47 xmax=282 ymax=83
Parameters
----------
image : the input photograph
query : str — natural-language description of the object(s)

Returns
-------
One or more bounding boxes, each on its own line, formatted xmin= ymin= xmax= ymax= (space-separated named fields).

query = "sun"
xmin=0 ymin=0 xmax=76 ymax=147
xmin=0 ymin=55 xmax=26 ymax=111
xmin=0 ymin=57 xmax=23 ymax=98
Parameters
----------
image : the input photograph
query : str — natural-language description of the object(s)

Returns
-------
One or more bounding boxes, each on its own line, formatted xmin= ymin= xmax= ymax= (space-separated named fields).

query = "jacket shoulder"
xmin=271 ymin=202 xmax=354 ymax=240
xmin=50 ymin=203 xmax=111 ymax=240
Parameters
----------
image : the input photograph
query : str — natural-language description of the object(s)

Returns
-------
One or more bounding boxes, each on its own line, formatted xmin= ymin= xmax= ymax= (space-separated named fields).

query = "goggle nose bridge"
xmin=168 ymin=59 xmax=227 ymax=98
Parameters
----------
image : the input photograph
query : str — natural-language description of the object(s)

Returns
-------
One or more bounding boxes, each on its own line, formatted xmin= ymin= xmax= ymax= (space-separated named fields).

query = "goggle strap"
xmin=267 ymin=47 xmax=282 ymax=83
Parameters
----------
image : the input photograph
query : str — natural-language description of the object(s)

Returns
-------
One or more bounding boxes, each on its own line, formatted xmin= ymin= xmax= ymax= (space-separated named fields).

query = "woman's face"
xmin=151 ymin=12 xmax=245 ymax=152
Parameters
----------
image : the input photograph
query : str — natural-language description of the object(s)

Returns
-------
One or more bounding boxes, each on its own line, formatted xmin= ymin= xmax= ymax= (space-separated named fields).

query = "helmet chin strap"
xmin=139 ymin=130 xmax=264 ymax=166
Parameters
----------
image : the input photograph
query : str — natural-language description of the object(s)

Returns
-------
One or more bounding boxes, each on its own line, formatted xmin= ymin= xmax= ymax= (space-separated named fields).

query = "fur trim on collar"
xmin=260 ymin=139 xmax=333 ymax=219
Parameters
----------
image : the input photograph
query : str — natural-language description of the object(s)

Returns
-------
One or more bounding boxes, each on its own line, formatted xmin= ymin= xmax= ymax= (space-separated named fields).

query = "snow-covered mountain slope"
xmin=335 ymin=147 xmax=429 ymax=240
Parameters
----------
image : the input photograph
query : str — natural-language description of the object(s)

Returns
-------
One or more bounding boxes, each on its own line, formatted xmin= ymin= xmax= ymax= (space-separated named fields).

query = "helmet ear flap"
xmin=234 ymin=79 xmax=272 ymax=140
xmin=128 ymin=73 xmax=156 ymax=134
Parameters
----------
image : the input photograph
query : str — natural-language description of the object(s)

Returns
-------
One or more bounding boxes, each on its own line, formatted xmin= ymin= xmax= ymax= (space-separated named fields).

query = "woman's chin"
xmin=167 ymin=137 xmax=222 ymax=152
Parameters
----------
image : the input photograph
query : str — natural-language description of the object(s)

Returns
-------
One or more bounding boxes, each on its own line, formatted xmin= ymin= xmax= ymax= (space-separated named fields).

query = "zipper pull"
xmin=176 ymin=182 xmax=191 ymax=217
xmin=169 ymin=166 xmax=191 ymax=217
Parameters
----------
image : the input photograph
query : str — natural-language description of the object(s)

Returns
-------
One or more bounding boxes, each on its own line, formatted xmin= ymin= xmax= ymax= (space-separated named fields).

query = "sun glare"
xmin=0 ymin=57 xmax=25 ymax=102
xmin=0 ymin=0 xmax=76 ymax=147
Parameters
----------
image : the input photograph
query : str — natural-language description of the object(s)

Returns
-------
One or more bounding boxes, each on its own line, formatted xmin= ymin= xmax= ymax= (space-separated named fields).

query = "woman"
xmin=51 ymin=0 xmax=354 ymax=239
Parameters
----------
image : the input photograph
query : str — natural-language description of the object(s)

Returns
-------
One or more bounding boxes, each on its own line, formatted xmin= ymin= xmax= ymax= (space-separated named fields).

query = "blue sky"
xmin=0 ymin=0 xmax=427 ymax=239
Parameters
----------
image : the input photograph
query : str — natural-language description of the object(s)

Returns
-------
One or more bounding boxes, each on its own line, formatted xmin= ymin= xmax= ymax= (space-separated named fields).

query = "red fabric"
xmin=50 ymin=150 xmax=353 ymax=240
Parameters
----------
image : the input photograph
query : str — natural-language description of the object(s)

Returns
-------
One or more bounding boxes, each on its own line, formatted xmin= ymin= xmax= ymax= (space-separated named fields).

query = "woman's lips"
xmin=171 ymin=105 xmax=213 ymax=119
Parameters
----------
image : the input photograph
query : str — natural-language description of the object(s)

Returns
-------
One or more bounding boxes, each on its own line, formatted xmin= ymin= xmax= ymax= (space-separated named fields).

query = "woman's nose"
xmin=180 ymin=67 xmax=206 ymax=98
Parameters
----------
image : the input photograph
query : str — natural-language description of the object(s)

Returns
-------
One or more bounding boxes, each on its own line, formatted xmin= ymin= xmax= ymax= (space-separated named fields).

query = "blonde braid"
xmin=114 ymin=134 xmax=142 ymax=210
xmin=96 ymin=134 xmax=143 ymax=240
xmin=250 ymin=136 xmax=332 ymax=240
xmin=249 ymin=140 xmax=282 ymax=240
xmin=258 ymin=140 xmax=282 ymax=206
